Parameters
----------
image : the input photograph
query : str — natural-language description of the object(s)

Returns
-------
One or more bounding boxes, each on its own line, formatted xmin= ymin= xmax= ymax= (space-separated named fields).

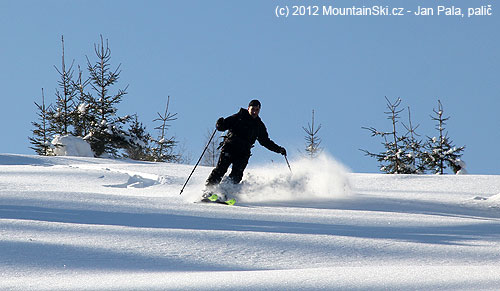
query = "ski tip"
xmin=208 ymin=194 xmax=219 ymax=202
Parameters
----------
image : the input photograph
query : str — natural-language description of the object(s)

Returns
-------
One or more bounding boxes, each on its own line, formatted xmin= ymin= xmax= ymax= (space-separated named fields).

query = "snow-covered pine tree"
xmin=361 ymin=97 xmax=414 ymax=174
xmin=150 ymin=96 xmax=179 ymax=162
xmin=401 ymin=107 xmax=426 ymax=174
xmin=29 ymin=89 xmax=54 ymax=156
xmin=85 ymin=35 xmax=131 ymax=157
xmin=303 ymin=109 xmax=322 ymax=158
xmin=50 ymin=36 xmax=77 ymax=136
xmin=422 ymin=100 xmax=465 ymax=174
xmin=124 ymin=114 xmax=153 ymax=161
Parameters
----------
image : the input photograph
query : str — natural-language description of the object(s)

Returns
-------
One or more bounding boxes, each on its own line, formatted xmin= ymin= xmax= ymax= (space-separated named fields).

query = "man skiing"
xmin=203 ymin=99 xmax=286 ymax=200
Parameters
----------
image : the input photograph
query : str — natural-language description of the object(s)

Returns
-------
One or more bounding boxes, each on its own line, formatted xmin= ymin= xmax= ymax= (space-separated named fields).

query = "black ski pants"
xmin=206 ymin=150 xmax=250 ymax=186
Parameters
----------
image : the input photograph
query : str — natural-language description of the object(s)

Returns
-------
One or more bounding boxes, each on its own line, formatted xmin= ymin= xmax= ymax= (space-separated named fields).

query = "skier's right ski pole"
xmin=179 ymin=128 xmax=217 ymax=195
xmin=284 ymin=154 xmax=292 ymax=173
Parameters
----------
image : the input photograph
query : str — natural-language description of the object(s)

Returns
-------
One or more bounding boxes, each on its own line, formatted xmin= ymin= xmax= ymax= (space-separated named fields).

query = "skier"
xmin=203 ymin=99 xmax=286 ymax=200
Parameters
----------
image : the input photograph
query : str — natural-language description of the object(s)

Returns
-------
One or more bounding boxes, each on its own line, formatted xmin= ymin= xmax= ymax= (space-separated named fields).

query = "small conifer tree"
xmin=202 ymin=128 xmax=222 ymax=167
xmin=72 ymin=65 xmax=94 ymax=138
xmin=124 ymin=114 xmax=153 ymax=161
xmin=422 ymin=100 xmax=465 ymax=174
xmin=50 ymin=36 xmax=77 ymax=136
xmin=150 ymin=96 xmax=179 ymax=162
xmin=303 ymin=110 xmax=322 ymax=158
xmin=85 ymin=35 xmax=131 ymax=157
xmin=361 ymin=97 xmax=415 ymax=174
xmin=29 ymin=89 xmax=54 ymax=155
xmin=401 ymin=107 xmax=426 ymax=173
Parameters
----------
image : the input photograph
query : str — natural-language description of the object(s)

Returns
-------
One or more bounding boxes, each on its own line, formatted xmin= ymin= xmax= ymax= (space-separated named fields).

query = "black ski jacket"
xmin=216 ymin=108 xmax=281 ymax=156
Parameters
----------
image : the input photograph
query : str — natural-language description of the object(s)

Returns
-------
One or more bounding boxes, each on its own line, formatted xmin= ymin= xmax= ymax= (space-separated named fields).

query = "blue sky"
xmin=1 ymin=0 xmax=498 ymax=174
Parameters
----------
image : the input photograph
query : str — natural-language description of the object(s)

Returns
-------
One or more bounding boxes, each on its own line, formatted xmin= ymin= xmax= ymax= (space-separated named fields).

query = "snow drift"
xmin=52 ymin=135 xmax=94 ymax=157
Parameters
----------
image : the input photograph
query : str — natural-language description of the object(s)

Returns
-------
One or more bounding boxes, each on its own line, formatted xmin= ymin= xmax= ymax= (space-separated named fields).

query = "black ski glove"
xmin=278 ymin=147 xmax=287 ymax=156
xmin=216 ymin=117 xmax=224 ymax=130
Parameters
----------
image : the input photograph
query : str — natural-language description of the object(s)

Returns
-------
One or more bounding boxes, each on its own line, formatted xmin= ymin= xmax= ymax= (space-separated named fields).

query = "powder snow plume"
xmin=220 ymin=154 xmax=352 ymax=203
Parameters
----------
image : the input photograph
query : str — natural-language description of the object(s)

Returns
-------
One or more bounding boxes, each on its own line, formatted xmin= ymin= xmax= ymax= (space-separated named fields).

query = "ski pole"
xmin=284 ymin=154 xmax=292 ymax=173
xmin=179 ymin=128 xmax=217 ymax=195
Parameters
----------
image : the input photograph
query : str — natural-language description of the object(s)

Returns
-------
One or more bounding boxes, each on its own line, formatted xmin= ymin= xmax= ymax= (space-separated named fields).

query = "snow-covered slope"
xmin=1 ymin=153 xmax=500 ymax=290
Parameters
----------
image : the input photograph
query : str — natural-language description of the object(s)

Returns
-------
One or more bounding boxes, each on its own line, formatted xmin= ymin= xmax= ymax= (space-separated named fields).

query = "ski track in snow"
xmin=1 ymin=153 xmax=500 ymax=290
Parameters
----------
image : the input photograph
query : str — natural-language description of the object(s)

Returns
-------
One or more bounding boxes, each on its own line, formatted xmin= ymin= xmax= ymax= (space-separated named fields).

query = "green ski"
xmin=200 ymin=194 xmax=236 ymax=206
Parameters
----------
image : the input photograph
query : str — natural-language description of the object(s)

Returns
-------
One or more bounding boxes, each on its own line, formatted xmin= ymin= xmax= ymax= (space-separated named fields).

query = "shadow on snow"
xmin=2 ymin=203 xmax=500 ymax=247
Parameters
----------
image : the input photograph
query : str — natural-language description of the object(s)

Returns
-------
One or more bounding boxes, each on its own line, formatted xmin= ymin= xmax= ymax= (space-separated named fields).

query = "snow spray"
xmin=234 ymin=153 xmax=352 ymax=203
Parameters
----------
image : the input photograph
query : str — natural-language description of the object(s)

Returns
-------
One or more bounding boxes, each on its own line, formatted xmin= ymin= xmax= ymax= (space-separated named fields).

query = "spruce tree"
xmin=72 ymin=65 xmax=94 ymax=138
xmin=422 ymin=100 xmax=465 ymax=174
xmin=29 ymin=89 xmax=54 ymax=156
xmin=85 ymin=35 xmax=131 ymax=157
xmin=401 ymin=107 xmax=426 ymax=173
xmin=50 ymin=36 xmax=76 ymax=136
xmin=361 ymin=97 xmax=414 ymax=174
xmin=124 ymin=114 xmax=152 ymax=161
xmin=150 ymin=96 xmax=179 ymax=162
xmin=303 ymin=109 xmax=322 ymax=158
